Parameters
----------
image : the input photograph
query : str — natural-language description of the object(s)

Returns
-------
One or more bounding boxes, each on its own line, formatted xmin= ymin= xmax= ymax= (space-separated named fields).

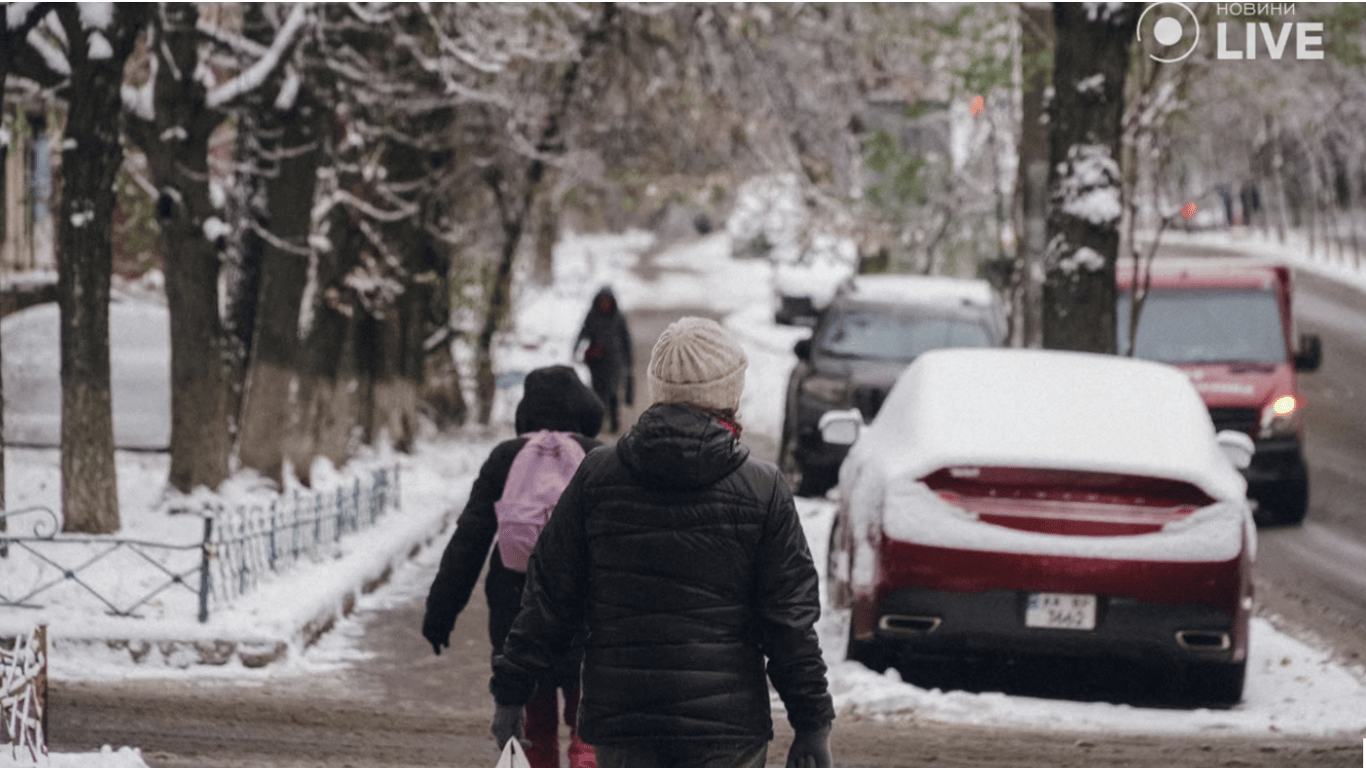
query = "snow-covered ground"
xmin=5 ymin=223 xmax=1366 ymax=766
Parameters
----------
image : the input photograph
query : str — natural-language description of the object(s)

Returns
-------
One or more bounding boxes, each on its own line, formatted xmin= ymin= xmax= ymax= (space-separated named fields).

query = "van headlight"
xmin=1259 ymin=395 xmax=1301 ymax=439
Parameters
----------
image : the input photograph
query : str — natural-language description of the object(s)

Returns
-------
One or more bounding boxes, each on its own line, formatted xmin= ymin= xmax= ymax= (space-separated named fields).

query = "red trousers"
xmin=524 ymin=682 xmax=595 ymax=768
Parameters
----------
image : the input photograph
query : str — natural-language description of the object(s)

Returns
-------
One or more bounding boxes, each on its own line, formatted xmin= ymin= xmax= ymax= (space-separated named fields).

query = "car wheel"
xmin=778 ymin=431 xmax=811 ymax=497
xmin=1184 ymin=660 xmax=1246 ymax=707
xmin=1255 ymin=478 xmax=1308 ymax=526
xmin=826 ymin=512 xmax=852 ymax=610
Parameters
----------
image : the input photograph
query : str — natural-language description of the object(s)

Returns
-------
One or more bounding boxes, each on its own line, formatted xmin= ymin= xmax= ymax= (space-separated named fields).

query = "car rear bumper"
xmin=866 ymin=586 xmax=1243 ymax=666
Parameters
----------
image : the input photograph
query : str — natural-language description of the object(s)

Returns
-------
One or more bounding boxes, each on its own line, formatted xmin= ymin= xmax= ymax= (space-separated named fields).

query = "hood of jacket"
xmin=615 ymin=403 xmax=749 ymax=490
xmin=515 ymin=365 xmax=604 ymax=437
xmin=590 ymin=286 xmax=620 ymax=315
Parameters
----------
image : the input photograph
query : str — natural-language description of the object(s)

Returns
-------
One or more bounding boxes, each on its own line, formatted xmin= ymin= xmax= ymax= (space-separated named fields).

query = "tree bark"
xmin=235 ymin=8 xmax=325 ymax=486
xmin=1014 ymin=4 xmax=1053 ymax=349
xmin=1 ymin=34 xmax=11 ymax=525
xmin=54 ymin=4 xmax=149 ymax=533
xmin=1041 ymin=3 xmax=1138 ymax=355
xmin=125 ymin=4 xmax=238 ymax=495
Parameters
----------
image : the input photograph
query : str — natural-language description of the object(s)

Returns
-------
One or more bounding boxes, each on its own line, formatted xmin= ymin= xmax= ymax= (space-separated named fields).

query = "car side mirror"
xmin=775 ymin=295 xmax=819 ymax=327
xmin=794 ymin=338 xmax=812 ymax=361
xmin=1294 ymin=333 xmax=1321 ymax=372
xmin=819 ymin=408 xmax=864 ymax=446
xmin=1216 ymin=430 xmax=1255 ymax=470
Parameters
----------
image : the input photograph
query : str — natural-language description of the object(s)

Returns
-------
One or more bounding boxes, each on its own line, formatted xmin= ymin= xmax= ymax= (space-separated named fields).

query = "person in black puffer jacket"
xmin=491 ymin=318 xmax=835 ymax=768
xmin=423 ymin=365 xmax=604 ymax=768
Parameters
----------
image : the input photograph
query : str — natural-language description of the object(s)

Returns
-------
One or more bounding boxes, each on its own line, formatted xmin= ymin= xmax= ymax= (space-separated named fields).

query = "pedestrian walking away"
xmin=574 ymin=286 xmax=634 ymax=433
xmin=423 ymin=365 xmax=605 ymax=768
xmin=491 ymin=317 xmax=836 ymax=768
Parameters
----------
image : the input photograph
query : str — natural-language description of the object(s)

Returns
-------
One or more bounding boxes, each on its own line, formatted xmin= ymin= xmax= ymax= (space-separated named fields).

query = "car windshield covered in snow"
xmin=815 ymin=307 xmax=995 ymax=361
xmin=1117 ymin=287 xmax=1286 ymax=365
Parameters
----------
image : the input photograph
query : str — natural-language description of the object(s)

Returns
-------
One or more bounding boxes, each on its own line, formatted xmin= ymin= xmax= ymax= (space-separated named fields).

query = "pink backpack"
xmin=494 ymin=430 xmax=587 ymax=572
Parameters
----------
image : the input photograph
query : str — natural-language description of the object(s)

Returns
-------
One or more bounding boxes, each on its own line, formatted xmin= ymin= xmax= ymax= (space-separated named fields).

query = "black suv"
xmin=777 ymin=274 xmax=1006 ymax=496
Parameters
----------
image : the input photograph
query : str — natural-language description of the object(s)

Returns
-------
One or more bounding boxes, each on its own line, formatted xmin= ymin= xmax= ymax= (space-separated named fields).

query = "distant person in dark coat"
xmin=574 ymin=286 xmax=634 ymax=433
xmin=491 ymin=317 xmax=835 ymax=768
xmin=423 ymin=365 xmax=604 ymax=768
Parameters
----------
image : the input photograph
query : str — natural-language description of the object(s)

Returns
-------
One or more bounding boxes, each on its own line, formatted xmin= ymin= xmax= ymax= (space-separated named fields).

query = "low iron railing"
xmin=203 ymin=466 xmax=400 ymax=607
xmin=0 ymin=466 xmax=399 ymax=623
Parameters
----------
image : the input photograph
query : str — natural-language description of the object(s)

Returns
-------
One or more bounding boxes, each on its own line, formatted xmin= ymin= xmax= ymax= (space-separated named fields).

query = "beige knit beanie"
xmin=647 ymin=317 xmax=748 ymax=413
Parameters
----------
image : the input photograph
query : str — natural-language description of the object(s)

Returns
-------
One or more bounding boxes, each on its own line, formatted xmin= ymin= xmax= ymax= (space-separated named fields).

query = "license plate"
xmin=1025 ymin=592 xmax=1096 ymax=630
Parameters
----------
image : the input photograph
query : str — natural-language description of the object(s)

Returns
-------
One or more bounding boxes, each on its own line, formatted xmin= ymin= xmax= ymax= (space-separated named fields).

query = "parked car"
xmin=1117 ymin=257 xmax=1321 ymax=525
xmin=823 ymin=347 xmax=1257 ymax=706
xmin=777 ymin=274 xmax=1005 ymax=496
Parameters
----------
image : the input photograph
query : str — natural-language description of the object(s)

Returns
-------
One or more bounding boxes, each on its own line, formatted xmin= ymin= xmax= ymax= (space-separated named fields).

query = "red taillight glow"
xmin=921 ymin=467 xmax=1216 ymax=537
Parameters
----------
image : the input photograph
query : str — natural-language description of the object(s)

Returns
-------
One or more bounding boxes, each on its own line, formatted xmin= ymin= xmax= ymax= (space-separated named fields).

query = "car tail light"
xmin=921 ymin=467 xmax=1217 ymax=537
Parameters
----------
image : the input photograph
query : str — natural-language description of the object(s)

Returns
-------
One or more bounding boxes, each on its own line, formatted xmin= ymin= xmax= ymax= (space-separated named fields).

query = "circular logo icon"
xmin=1136 ymin=2 xmax=1200 ymax=63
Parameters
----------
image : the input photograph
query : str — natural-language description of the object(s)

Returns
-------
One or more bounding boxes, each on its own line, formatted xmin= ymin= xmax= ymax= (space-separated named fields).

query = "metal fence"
xmin=0 ymin=465 xmax=400 ymax=623
xmin=203 ymin=466 xmax=401 ymax=608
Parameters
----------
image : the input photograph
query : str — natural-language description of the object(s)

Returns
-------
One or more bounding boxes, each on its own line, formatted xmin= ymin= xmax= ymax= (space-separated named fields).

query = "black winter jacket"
xmin=491 ymin=403 xmax=835 ymax=746
xmin=422 ymin=365 xmax=603 ymax=686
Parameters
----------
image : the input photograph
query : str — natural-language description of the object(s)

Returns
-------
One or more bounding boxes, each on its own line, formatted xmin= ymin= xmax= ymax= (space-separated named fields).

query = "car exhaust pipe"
xmin=878 ymin=615 xmax=942 ymax=634
xmin=1175 ymin=630 xmax=1231 ymax=651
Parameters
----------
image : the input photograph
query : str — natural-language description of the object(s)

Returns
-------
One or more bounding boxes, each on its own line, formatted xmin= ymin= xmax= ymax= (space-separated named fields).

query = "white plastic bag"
xmin=495 ymin=739 xmax=531 ymax=768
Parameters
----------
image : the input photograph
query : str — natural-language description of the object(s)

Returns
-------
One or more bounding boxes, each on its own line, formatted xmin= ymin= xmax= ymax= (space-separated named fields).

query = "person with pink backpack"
xmin=423 ymin=365 xmax=604 ymax=768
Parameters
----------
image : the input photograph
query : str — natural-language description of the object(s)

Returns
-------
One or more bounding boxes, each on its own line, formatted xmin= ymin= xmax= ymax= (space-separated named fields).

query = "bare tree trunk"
xmin=53 ymin=4 xmax=148 ymax=533
xmin=236 ymin=77 xmax=325 ymax=486
xmin=474 ymin=184 xmax=523 ymax=425
xmin=126 ymin=4 xmax=238 ymax=495
xmin=1352 ymin=164 xmax=1364 ymax=270
xmin=1014 ymin=3 xmax=1053 ymax=349
xmin=1267 ymin=115 xmax=1291 ymax=245
xmin=1041 ymin=3 xmax=1137 ymax=355
xmin=1 ymin=74 xmax=9 ymax=532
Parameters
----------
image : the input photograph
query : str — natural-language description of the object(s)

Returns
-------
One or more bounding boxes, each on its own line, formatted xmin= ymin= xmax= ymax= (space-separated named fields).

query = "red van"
xmin=1116 ymin=258 xmax=1322 ymax=525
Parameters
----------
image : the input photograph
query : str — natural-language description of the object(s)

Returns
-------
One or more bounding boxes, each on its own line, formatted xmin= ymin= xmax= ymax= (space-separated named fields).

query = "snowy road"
xmin=46 ymin=536 xmax=1364 ymax=768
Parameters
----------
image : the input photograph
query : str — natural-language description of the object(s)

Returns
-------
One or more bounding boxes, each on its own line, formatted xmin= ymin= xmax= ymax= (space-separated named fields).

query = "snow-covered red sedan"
xmin=823 ymin=347 xmax=1257 ymax=705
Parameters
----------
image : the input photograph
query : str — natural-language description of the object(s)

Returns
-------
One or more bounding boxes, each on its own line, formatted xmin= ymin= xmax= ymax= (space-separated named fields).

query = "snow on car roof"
xmin=851 ymin=347 xmax=1248 ymax=503
xmin=838 ymin=274 xmax=996 ymax=308
xmin=1116 ymin=256 xmax=1283 ymax=289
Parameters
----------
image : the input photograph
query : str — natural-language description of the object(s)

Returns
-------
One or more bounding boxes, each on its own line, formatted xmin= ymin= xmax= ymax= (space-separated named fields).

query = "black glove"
xmin=786 ymin=726 xmax=833 ymax=768
xmin=491 ymin=703 xmax=527 ymax=750
xmin=421 ymin=613 xmax=450 ymax=656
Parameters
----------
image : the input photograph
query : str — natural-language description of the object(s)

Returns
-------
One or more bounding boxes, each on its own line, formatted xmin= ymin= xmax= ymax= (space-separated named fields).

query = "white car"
xmin=823 ymin=347 xmax=1257 ymax=705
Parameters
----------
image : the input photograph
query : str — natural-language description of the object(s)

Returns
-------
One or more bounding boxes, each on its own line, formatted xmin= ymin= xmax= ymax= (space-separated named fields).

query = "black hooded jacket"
xmin=422 ymin=366 xmax=604 ymax=685
xmin=490 ymin=403 xmax=834 ymax=746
